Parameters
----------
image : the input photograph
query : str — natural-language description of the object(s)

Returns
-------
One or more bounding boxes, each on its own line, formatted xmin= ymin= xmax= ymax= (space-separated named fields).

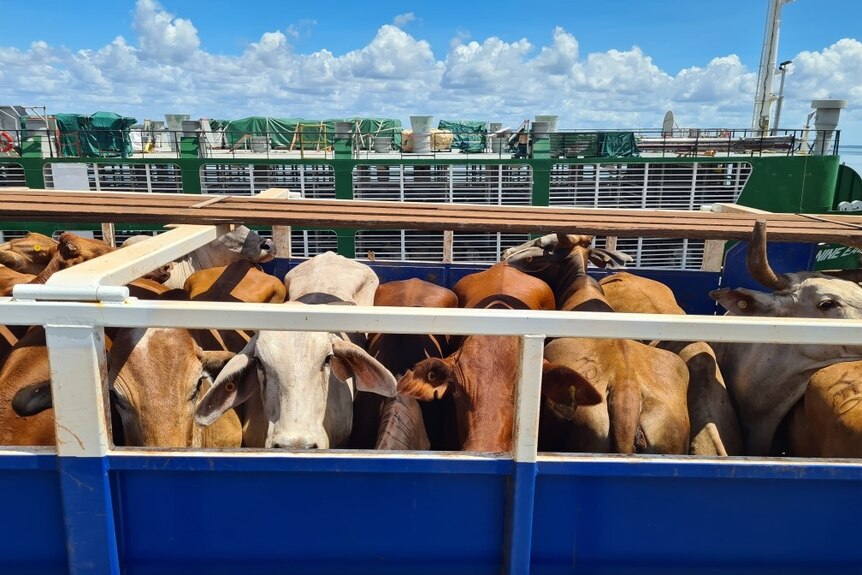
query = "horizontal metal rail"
xmin=3 ymin=298 xmax=862 ymax=345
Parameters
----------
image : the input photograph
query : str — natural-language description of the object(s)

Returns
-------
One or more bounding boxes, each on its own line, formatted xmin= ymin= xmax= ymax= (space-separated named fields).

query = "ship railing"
xmin=0 ymin=126 xmax=841 ymax=160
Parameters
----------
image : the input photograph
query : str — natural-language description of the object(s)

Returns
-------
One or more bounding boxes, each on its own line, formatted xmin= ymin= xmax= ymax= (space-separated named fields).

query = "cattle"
xmin=710 ymin=220 xmax=862 ymax=456
xmin=195 ymin=252 xmax=397 ymax=449
xmin=106 ymin=326 xmax=241 ymax=448
xmin=501 ymin=233 xmax=629 ymax=311
xmin=163 ymin=226 xmax=273 ymax=289
xmin=4 ymin=280 xmax=172 ymax=447
xmin=397 ymin=262 xmax=601 ymax=452
xmin=374 ymin=394 xmax=431 ymax=451
xmin=0 ymin=327 xmax=54 ymax=446
xmin=503 ymin=234 xmax=692 ymax=455
xmin=598 ymin=272 xmax=743 ymax=456
xmin=29 ymin=232 xmax=115 ymax=283
xmin=784 ymin=361 xmax=862 ymax=458
xmin=0 ymin=232 xmax=57 ymax=274
xmin=183 ymin=260 xmax=286 ymax=303
xmin=0 ymin=265 xmax=35 ymax=297
xmin=352 ymin=279 xmax=460 ymax=450
xmin=542 ymin=337 xmax=689 ymax=454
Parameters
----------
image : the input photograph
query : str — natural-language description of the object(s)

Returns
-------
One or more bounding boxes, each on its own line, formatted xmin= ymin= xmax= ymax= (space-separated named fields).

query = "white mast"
xmin=751 ymin=0 xmax=795 ymax=134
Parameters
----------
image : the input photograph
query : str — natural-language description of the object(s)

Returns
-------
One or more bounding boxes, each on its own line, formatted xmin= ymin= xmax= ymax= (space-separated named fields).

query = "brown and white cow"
xmin=503 ymin=234 xmax=691 ymax=455
xmin=397 ymin=262 xmax=601 ymax=453
xmin=0 ymin=232 xmax=57 ymax=274
xmin=195 ymin=252 xmax=397 ymax=449
xmin=711 ymin=220 xmax=862 ymax=456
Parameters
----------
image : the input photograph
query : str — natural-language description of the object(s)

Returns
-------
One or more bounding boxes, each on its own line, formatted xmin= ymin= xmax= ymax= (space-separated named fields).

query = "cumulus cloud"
xmin=132 ymin=0 xmax=200 ymax=63
xmin=1 ymin=0 xmax=860 ymax=140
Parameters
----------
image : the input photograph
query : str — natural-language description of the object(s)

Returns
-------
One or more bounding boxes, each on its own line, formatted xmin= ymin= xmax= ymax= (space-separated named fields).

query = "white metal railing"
xmin=549 ymin=162 xmax=751 ymax=269
xmin=4 ymin=297 xmax=862 ymax=461
xmin=353 ymin=164 xmax=533 ymax=263
xmin=200 ymin=163 xmax=336 ymax=197
xmin=43 ymin=162 xmax=183 ymax=194
xmin=0 ymin=163 xmax=26 ymax=187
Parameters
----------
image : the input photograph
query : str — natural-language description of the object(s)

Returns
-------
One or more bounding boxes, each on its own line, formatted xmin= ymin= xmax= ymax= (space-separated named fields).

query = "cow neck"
xmin=453 ymin=335 xmax=516 ymax=453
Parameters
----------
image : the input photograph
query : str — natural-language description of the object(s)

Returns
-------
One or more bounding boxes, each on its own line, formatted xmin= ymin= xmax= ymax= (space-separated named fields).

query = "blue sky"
xmin=1 ymin=0 xmax=860 ymax=143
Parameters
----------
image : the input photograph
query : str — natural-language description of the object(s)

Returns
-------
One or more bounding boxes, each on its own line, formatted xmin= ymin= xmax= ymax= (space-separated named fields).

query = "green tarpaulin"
xmin=43 ymin=112 xmax=137 ymax=158
xmin=438 ymin=120 xmax=487 ymax=153
xmin=221 ymin=117 xmax=402 ymax=151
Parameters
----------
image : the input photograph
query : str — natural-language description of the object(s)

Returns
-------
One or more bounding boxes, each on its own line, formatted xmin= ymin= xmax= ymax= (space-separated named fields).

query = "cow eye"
xmin=427 ymin=370 xmax=436 ymax=382
xmin=818 ymin=299 xmax=839 ymax=310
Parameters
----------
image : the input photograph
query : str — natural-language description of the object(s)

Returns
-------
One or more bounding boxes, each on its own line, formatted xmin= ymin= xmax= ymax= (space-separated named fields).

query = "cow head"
xmin=0 ymin=233 xmax=57 ymax=274
xmin=396 ymin=357 xmax=457 ymax=401
xmin=711 ymin=221 xmax=862 ymax=320
xmin=56 ymin=232 xmax=114 ymax=267
xmin=502 ymin=233 xmax=631 ymax=275
xmin=195 ymin=329 xmax=397 ymax=449
xmin=193 ymin=226 xmax=273 ymax=268
xmin=108 ymin=327 xmax=238 ymax=447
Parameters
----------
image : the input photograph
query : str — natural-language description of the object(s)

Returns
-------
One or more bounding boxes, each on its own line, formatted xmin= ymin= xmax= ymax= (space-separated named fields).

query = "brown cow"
xmin=183 ymin=260 xmax=286 ymax=303
xmin=785 ymin=361 xmax=862 ymax=458
xmin=0 ymin=233 xmax=57 ymax=274
xmin=503 ymin=234 xmax=692 ymax=455
xmin=4 ymin=280 xmax=171 ymax=447
xmin=0 ymin=265 xmax=35 ymax=297
xmin=0 ymin=327 xmax=54 ymax=446
xmin=599 ymin=272 xmax=743 ymax=456
xmin=397 ymin=263 xmax=601 ymax=452
xmin=542 ymin=337 xmax=690 ymax=454
xmin=106 ymin=326 xmax=241 ymax=448
xmin=354 ymin=278 xmax=460 ymax=450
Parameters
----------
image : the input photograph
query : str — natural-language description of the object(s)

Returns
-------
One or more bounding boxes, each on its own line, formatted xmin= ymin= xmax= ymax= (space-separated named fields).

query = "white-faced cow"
xmin=195 ymin=252 xmax=397 ymax=449
xmin=710 ymin=220 xmax=862 ymax=456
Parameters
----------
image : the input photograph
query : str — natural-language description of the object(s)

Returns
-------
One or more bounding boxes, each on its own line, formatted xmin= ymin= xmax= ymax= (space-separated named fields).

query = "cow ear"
xmin=397 ymin=357 xmax=456 ymax=402
xmin=0 ymin=250 xmax=26 ymax=270
xmin=331 ymin=338 xmax=397 ymax=397
xmin=11 ymin=380 xmax=53 ymax=416
xmin=710 ymin=288 xmax=773 ymax=316
xmin=541 ymin=361 xmax=603 ymax=407
xmin=195 ymin=339 xmax=258 ymax=426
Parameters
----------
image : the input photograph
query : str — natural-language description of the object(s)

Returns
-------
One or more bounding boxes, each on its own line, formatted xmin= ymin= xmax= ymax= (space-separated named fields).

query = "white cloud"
xmin=132 ymin=0 xmax=200 ymax=63
xmin=1 ymin=1 xmax=860 ymax=141
xmin=393 ymin=13 xmax=416 ymax=28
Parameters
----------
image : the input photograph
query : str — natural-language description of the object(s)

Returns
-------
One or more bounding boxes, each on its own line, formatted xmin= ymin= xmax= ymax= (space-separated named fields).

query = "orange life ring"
xmin=0 ymin=131 xmax=13 ymax=153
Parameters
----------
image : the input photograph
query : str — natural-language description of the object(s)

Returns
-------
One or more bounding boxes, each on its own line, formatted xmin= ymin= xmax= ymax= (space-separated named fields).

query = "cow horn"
xmin=747 ymin=220 xmax=790 ymax=290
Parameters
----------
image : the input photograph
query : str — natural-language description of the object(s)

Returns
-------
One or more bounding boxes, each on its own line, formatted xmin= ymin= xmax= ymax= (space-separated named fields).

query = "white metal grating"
xmin=354 ymin=164 xmax=533 ymax=262
xmin=289 ymin=230 xmax=338 ymax=259
xmin=551 ymin=162 xmax=751 ymax=269
xmin=200 ymin=164 xmax=335 ymax=197
xmin=0 ymin=163 xmax=26 ymax=187
xmin=356 ymin=230 xmax=445 ymax=262
xmin=43 ymin=163 xmax=183 ymax=193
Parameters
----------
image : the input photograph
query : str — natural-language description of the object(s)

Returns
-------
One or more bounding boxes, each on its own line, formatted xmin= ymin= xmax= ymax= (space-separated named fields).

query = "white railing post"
xmin=46 ymin=323 xmax=120 ymax=574
xmin=504 ymin=334 xmax=546 ymax=575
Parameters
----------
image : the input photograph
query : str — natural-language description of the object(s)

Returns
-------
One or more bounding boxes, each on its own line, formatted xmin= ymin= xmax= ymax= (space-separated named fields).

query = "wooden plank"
xmin=2 ymin=189 xmax=862 ymax=245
